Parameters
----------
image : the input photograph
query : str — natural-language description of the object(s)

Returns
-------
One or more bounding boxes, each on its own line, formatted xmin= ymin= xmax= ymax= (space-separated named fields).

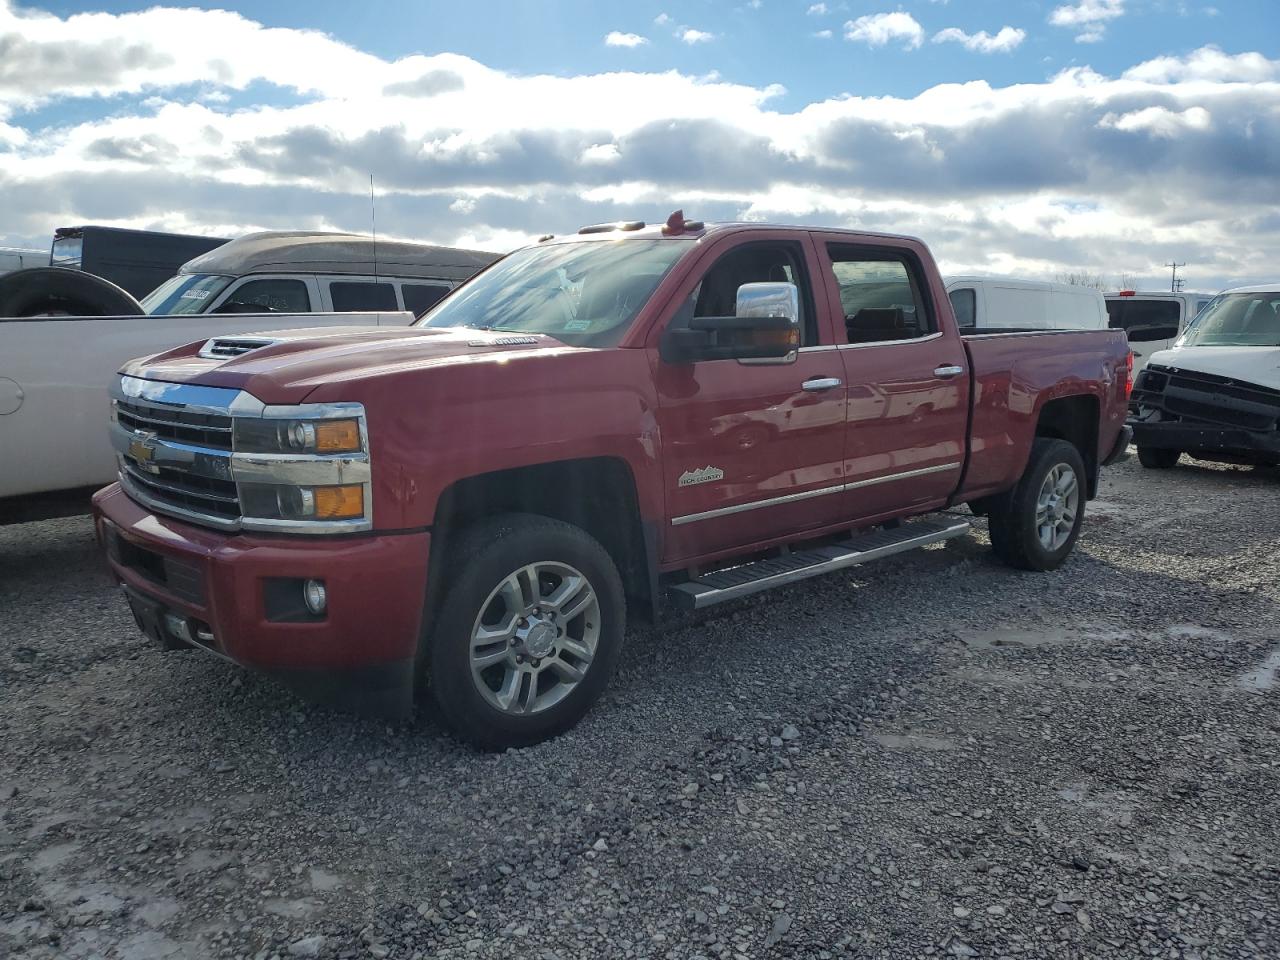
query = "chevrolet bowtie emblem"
xmin=128 ymin=431 xmax=161 ymax=472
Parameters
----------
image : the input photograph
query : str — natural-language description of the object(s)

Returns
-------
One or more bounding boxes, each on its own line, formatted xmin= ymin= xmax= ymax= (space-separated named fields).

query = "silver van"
xmin=140 ymin=231 xmax=500 ymax=318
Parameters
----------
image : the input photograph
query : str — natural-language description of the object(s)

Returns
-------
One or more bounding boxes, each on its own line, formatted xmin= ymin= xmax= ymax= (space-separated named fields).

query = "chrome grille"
xmin=120 ymin=461 xmax=240 ymax=521
xmin=115 ymin=399 xmax=234 ymax=451
xmin=112 ymin=381 xmax=244 ymax=530
xmin=110 ymin=375 xmax=373 ymax=535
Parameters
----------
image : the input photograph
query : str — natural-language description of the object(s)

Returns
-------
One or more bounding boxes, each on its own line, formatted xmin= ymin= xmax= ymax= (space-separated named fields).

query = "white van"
xmin=1104 ymin=290 xmax=1214 ymax=374
xmin=140 ymin=231 xmax=500 ymax=319
xmin=945 ymin=277 xmax=1108 ymax=333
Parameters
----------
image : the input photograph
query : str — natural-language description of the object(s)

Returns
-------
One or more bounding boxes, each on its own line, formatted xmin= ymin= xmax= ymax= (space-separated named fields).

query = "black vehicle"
xmin=50 ymin=225 xmax=230 ymax=298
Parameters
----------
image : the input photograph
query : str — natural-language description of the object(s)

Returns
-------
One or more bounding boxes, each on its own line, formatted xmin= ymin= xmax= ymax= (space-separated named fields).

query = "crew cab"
xmin=92 ymin=217 xmax=1132 ymax=748
xmin=1128 ymin=284 xmax=1280 ymax=469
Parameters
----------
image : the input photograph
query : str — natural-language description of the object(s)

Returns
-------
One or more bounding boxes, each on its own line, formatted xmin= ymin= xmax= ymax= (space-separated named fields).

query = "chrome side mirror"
xmin=734 ymin=282 xmax=800 ymax=365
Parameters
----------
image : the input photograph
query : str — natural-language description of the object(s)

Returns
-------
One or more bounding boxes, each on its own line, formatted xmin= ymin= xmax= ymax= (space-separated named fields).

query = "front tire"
xmin=987 ymin=438 xmax=1087 ymax=572
xmin=425 ymin=514 xmax=625 ymax=750
xmin=1137 ymin=446 xmax=1180 ymax=469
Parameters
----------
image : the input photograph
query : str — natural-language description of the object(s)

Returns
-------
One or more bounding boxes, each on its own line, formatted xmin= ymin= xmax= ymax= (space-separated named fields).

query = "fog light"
xmin=303 ymin=579 xmax=327 ymax=616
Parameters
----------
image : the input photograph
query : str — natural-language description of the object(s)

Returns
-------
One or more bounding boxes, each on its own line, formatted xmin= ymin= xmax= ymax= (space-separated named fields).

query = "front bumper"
xmin=1129 ymin=420 xmax=1280 ymax=459
xmin=93 ymin=483 xmax=430 ymax=714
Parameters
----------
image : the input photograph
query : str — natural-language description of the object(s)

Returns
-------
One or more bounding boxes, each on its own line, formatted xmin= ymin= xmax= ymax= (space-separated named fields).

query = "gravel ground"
xmin=1 ymin=454 xmax=1278 ymax=960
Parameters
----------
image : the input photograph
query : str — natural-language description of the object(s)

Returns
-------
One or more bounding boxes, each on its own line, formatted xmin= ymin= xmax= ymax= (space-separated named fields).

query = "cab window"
xmin=687 ymin=241 xmax=818 ymax=345
xmin=826 ymin=244 xmax=934 ymax=344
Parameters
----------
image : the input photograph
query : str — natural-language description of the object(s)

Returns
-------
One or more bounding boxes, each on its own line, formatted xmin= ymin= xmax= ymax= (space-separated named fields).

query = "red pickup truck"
xmin=93 ymin=216 xmax=1132 ymax=748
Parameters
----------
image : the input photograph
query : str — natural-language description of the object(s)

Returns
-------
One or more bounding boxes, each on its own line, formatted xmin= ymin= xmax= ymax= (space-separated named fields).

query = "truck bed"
xmin=958 ymin=327 xmax=1132 ymax=502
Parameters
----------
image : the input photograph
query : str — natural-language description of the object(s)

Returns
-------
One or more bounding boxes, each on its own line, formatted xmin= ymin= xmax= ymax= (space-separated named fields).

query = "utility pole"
xmin=1166 ymin=261 xmax=1186 ymax=293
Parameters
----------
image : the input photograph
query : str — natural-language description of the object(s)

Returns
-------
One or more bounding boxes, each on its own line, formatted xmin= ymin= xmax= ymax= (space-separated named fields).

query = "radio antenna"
xmin=370 ymin=173 xmax=380 ymax=287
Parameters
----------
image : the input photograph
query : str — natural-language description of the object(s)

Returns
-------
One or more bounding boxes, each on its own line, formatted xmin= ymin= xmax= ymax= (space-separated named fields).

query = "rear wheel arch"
xmin=1033 ymin=394 xmax=1100 ymax=498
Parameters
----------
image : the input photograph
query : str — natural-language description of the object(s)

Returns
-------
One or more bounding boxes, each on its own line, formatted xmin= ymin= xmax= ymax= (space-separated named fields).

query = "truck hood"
xmin=1148 ymin=345 xmax=1280 ymax=391
xmin=121 ymin=325 xmax=581 ymax=403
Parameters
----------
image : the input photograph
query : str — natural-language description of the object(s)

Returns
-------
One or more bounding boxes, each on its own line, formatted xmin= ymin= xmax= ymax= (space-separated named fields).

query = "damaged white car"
xmin=1129 ymin=284 xmax=1280 ymax=470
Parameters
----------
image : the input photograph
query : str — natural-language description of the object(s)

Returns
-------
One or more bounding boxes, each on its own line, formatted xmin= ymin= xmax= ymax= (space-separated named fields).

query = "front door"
xmin=650 ymin=234 xmax=848 ymax=564
xmin=813 ymin=236 xmax=971 ymax=521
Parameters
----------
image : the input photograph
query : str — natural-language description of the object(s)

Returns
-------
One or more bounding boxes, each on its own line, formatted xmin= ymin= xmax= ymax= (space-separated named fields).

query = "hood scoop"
xmin=198 ymin=336 xmax=280 ymax=359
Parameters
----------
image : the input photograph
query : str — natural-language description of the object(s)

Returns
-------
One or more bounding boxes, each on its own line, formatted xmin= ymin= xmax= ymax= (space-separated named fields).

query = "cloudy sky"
xmin=1 ymin=0 xmax=1277 ymax=292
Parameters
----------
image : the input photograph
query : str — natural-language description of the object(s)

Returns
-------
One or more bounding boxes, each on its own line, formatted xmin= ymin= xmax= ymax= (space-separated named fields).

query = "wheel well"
xmin=1035 ymin=395 xmax=1099 ymax=497
xmin=427 ymin=458 xmax=655 ymax=627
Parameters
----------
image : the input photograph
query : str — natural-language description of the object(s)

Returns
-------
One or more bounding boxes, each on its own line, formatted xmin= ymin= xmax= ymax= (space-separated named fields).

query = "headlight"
xmin=240 ymin=483 xmax=366 ymax=522
xmin=234 ymin=418 xmax=363 ymax=455
xmin=230 ymin=403 xmax=371 ymax=532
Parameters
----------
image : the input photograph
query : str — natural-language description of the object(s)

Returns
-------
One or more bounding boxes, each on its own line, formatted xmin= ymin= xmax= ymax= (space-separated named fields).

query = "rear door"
xmin=651 ymin=232 xmax=848 ymax=564
xmin=815 ymin=235 xmax=970 ymax=521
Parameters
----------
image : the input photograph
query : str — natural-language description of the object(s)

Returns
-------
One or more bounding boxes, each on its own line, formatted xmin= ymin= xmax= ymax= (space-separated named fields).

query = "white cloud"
xmin=679 ymin=28 xmax=716 ymax=44
xmin=654 ymin=13 xmax=671 ymax=25
xmin=807 ymin=3 xmax=827 ymax=14
xmin=1123 ymin=45 xmax=1279 ymax=83
xmin=844 ymin=12 xmax=924 ymax=50
xmin=813 ymin=29 xmax=833 ymax=39
xmin=932 ymin=26 xmax=1026 ymax=53
xmin=1099 ymin=105 xmax=1212 ymax=137
xmin=0 ymin=1 xmax=1275 ymax=292
xmin=1050 ymin=0 xmax=1125 ymax=42
xmin=604 ymin=31 xmax=647 ymax=48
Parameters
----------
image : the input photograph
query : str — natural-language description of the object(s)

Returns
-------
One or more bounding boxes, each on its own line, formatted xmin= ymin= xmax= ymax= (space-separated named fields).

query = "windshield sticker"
xmin=180 ymin=289 xmax=213 ymax=300
xmin=678 ymin=466 xmax=725 ymax=487
xmin=563 ymin=319 xmax=593 ymax=332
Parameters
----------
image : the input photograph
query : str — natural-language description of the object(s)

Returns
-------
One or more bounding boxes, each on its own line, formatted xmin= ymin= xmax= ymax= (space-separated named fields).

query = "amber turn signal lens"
xmin=314 ymin=419 xmax=361 ymax=453
xmin=313 ymin=485 xmax=364 ymax=519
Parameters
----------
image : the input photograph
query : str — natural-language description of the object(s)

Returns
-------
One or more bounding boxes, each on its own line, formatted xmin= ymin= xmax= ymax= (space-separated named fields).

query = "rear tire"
xmin=1137 ymin=446 xmax=1180 ymax=469
xmin=987 ymin=438 xmax=1087 ymax=572
xmin=424 ymin=514 xmax=625 ymax=750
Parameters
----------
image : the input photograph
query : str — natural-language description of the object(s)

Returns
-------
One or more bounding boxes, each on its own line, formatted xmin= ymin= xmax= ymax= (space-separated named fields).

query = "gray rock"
xmin=287 ymin=936 xmax=326 ymax=957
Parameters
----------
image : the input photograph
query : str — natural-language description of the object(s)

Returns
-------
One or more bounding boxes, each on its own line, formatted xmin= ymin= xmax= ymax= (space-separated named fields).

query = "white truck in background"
xmin=945 ymin=277 xmax=1108 ymax=332
xmin=0 ymin=311 xmax=415 ymax=523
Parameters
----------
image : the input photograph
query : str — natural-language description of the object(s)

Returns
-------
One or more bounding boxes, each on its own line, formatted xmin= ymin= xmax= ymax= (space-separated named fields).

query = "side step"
xmin=666 ymin=517 xmax=971 ymax=611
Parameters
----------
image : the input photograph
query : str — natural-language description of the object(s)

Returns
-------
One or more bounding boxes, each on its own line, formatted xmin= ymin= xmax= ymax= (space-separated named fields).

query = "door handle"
xmin=933 ymin=365 xmax=965 ymax=379
xmin=802 ymin=377 xmax=843 ymax=392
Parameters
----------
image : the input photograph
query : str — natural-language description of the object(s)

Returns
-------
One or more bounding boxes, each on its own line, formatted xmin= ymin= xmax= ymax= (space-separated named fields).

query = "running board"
xmin=667 ymin=517 xmax=971 ymax=611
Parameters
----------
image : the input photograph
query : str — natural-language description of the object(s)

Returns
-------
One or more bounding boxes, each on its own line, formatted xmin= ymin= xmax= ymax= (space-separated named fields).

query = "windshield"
xmin=418 ymin=239 xmax=689 ymax=346
xmin=1178 ymin=291 xmax=1280 ymax=348
xmin=141 ymin=274 xmax=234 ymax=315
xmin=51 ymin=237 xmax=82 ymax=266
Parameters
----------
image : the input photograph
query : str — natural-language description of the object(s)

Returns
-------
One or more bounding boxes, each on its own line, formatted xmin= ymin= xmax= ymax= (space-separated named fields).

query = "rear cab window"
xmin=824 ymin=243 xmax=936 ymax=344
